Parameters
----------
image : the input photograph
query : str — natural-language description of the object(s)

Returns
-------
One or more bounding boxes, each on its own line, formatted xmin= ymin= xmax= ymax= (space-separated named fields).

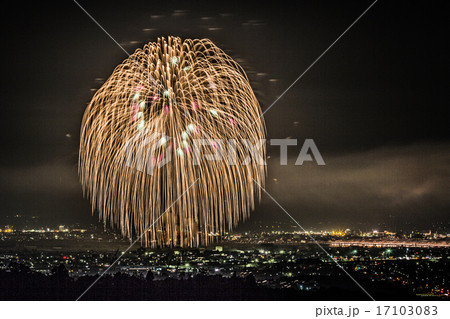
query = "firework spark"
xmin=79 ymin=36 xmax=265 ymax=247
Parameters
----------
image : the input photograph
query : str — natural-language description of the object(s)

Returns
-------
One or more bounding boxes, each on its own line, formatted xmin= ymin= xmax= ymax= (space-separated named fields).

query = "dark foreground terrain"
xmin=1 ymin=263 xmax=444 ymax=301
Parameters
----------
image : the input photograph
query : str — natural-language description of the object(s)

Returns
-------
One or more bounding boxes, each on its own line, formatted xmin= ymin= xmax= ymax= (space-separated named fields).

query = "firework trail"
xmin=79 ymin=36 xmax=265 ymax=247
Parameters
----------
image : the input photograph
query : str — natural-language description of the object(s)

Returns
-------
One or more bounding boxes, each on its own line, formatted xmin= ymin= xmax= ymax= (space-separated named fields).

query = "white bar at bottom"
xmin=1 ymin=301 xmax=449 ymax=319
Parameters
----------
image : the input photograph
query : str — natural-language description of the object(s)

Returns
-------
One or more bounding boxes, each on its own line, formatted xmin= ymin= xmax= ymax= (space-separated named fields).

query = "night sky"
xmin=1 ymin=1 xmax=449 ymax=231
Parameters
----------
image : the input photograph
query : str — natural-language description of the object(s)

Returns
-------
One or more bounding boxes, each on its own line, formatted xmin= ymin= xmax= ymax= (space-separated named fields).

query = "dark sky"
xmin=1 ymin=0 xmax=449 ymax=231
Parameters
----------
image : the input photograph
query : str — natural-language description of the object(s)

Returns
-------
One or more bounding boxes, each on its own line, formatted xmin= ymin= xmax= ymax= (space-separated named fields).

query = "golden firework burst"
xmin=79 ymin=36 xmax=266 ymax=247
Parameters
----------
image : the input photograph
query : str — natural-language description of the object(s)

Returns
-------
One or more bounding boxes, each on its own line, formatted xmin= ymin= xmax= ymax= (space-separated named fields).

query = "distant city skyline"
xmin=1 ymin=222 xmax=448 ymax=300
xmin=1 ymin=214 xmax=449 ymax=234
